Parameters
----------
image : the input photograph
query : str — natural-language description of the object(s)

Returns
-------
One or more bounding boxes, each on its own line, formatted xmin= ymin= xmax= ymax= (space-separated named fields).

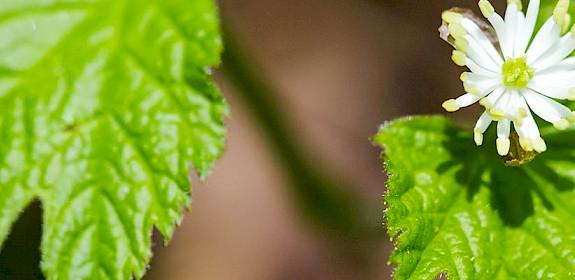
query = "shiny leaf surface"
xmin=0 ymin=0 xmax=226 ymax=278
xmin=374 ymin=116 xmax=575 ymax=279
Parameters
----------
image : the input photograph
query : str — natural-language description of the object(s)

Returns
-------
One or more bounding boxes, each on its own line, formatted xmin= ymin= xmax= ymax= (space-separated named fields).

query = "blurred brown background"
xmin=145 ymin=0 xmax=479 ymax=279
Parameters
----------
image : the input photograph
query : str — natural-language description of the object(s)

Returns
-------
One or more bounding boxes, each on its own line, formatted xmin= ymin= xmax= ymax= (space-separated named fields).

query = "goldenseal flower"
xmin=441 ymin=0 xmax=575 ymax=156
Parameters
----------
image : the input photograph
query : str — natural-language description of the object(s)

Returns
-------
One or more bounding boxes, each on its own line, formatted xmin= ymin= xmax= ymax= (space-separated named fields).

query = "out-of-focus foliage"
xmin=375 ymin=116 xmax=575 ymax=279
xmin=537 ymin=0 xmax=575 ymax=28
xmin=0 ymin=0 xmax=226 ymax=279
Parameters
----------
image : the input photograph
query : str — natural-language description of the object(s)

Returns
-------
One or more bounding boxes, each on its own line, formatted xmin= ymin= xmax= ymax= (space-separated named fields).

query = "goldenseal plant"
xmin=0 ymin=0 xmax=227 ymax=278
xmin=440 ymin=0 xmax=575 ymax=157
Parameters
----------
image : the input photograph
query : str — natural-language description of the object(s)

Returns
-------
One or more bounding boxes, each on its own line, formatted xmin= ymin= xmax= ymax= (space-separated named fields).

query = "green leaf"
xmin=0 ymin=0 xmax=227 ymax=279
xmin=537 ymin=0 xmax=575 ymax=29
xmin=374 ymin=116 xmax=575 ymax=279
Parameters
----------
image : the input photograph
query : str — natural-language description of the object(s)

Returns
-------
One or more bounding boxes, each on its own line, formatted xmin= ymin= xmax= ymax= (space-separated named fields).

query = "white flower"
xmin=441 ymin=0 xmax=575 ymax=156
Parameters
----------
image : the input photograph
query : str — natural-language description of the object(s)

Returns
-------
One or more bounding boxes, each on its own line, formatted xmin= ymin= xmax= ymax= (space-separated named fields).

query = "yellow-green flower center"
xmin=501 ymin=57 xmax=534 ymax=89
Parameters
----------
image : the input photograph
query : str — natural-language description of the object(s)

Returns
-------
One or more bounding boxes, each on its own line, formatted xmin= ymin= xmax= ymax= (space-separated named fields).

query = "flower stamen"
xmin=501 ymin=57 xmax=534 ymax=89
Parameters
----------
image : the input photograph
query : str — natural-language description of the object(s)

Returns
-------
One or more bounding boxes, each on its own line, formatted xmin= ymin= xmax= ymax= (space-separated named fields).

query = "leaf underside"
xmin=375 ymin=116 xmax=575 ymax=279
xmin=0 ymin=0 xmax=227 ymax=279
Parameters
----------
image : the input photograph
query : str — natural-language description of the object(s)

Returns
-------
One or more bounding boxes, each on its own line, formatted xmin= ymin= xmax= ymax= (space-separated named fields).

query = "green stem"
xmin=220 ymin=21 xmax=380 ymax=240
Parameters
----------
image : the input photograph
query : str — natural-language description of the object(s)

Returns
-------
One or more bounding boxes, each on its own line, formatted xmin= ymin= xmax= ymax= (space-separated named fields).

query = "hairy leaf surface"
xmin=375 ymin=116 xmax=575 ymax=279
xmin=0 ymin=0 xmax=226 ymax=279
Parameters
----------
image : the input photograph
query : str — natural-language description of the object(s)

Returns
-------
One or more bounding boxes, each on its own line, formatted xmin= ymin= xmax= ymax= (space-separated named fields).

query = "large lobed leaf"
xmin=374 ymin=116 xmax=575 ymax=279
xmin=0 ymin=0 xmax=227 ymax=279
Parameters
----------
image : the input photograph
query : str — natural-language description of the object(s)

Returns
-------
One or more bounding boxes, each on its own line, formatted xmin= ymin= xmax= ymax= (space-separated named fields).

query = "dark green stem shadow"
xmin=219 ymin=20 xmax=382 ymax=242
